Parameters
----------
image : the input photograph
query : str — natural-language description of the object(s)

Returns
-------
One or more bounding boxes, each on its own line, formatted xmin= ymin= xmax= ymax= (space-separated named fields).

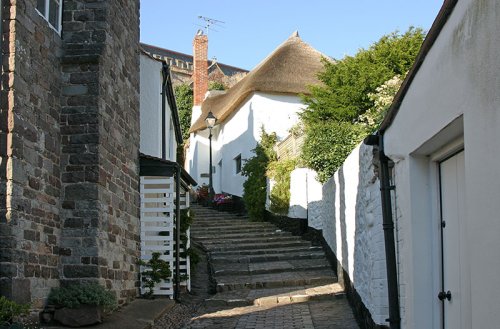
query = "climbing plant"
xmin=267 ymin=158 xmax=297 ymax=215
xmin=241 ymin=128 xmax=277 ymax=221
xmin=174 ymin=84 xmax=193 ymax=141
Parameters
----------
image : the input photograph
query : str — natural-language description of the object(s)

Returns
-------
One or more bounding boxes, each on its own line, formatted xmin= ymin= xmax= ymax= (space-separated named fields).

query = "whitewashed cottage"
xmin=375 ymin=0 xmax=500 ymax=327
xmin=186 ymin=31 xmax=324 ymax=197
xmin=283 ymin=1 xmax=500 ymax=328
xmin=139 ymin=50 xmax=196 ymax=298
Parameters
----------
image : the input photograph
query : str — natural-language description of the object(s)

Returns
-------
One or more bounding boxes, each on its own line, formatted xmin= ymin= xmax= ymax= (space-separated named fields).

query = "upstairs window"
xmin=36 ymin=0 xmax=62 ymax=33
xmin=235 ymin=154 xmax=242 ymax=174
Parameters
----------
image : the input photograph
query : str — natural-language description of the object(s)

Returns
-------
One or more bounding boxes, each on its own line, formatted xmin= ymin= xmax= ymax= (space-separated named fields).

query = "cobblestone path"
xmin=155 ymin=204 xmax=359 ymax=328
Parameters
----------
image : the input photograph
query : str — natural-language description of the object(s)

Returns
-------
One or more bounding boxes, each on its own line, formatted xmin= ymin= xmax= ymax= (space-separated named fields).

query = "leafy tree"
xmin=241 ymin=129 xmax=277 ymax=220
xmin=300 ymin=27 xmax=425 ymax=181
xmin=174 ymin=84 xmax=193 ymax=141
xmin=208 ymin=81 xmax=226 ymax=91
xmin=301 ymin=27 xmax=425 ymax=124
xmin=358 ymin=74 xmax=404 ymax=133
xmin=302 ymin=121 xmax=365 ymax=183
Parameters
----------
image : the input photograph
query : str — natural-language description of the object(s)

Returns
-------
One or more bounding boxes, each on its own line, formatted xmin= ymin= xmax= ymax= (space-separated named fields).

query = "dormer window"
xmin=36 ymin=0 xmax=62 ymax=33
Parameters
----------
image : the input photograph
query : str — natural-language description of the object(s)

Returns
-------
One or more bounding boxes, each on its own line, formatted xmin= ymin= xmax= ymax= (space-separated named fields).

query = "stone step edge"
xmin=210 ymin=252 xmax=326 ymax=263
xmin=204 ymin=241 xmax=312 ymax=252
xmin=213 ymin=263 xmax=331 ymax=276
xmin=208 ymin=246 xmax=324 ymax=256
xmin=195 ymin=237 xmax=302 ymax=245
xmin=216 ymin=276 xmax=337 ymax=292
xmin=205 ymin=291 xmax=346 ymax=307
xmin=191 ymin=231 xmax=292 ymax=240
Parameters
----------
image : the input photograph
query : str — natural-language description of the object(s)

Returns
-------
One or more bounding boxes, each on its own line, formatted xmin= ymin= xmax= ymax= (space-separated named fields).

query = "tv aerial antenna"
xmin=197 ymin=16 xmax=225 ymax=37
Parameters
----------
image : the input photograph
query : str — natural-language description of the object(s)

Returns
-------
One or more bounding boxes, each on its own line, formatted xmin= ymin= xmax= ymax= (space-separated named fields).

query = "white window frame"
xmin=36 ymin=0 xmax=63 ymax=34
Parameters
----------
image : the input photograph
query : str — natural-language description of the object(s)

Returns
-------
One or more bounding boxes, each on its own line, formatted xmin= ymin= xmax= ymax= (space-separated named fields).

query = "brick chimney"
xmin=193 ymin=30 xmax=208 ymax=106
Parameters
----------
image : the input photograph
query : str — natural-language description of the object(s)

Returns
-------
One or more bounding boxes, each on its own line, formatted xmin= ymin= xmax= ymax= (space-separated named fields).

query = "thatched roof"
xmin=190 ymin=31 xmax=327 ymax=133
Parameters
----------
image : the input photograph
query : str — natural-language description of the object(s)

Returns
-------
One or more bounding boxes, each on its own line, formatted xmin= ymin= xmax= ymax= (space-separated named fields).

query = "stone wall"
xmin=0 ymin=0 xmax=63 ymax=308
xmin=0 ymin=0 xmax=140 ymax=307
xmin=286 ymin=143 xmax=389 ymax=327
xmin=96 ymin=0 xmax=140 ymax=303
xmin=59 ymin=0 xmax=140 ymax=305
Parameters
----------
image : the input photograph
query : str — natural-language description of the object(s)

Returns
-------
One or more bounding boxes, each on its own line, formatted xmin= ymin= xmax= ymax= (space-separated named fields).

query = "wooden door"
xmin=438 ymin=150 xmax=465 ymax=329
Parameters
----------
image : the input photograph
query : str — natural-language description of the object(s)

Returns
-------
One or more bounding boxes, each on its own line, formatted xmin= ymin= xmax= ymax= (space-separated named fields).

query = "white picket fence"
xmin=139 ymin=176 xmax=190 ymax=298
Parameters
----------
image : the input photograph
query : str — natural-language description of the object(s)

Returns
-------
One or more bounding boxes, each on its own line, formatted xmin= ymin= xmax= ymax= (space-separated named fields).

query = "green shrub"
xmin=242 ymin=129 xmax=277 ymax=221
xmin=138 ymin=252 xmax=172 ymax=297
xmin=301 ymin=121 xmax=365 ymax=183
xmin=47 ymin=283 xmax=117 ymax=311
xmin=268 ymin=159 xmax=297 ymax=215
xmin=300 ymin=28 xmax=425 ymax=183
xmin=0 ymin=296 xmax=29 ymax=325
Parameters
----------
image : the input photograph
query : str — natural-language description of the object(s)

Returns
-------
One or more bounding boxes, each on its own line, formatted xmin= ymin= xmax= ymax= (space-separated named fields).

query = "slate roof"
xmin=140 ymin=43 xmax=249 ymax=76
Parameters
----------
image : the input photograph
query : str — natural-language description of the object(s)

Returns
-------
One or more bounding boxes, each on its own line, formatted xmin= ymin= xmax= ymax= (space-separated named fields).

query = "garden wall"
xmin=286 ymin=143 xmax=389 ymax=327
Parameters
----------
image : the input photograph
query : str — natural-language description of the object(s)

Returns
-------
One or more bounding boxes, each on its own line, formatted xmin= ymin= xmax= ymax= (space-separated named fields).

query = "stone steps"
xmin=203 ymin=240 xmax=312 ymax=252
xmin=196 ymin=235 xmax=302 ymax=246
xmin=205 ymin=283 xmax=345 ymax=307
xmin=192 ymin=230 xmax=292 ymax=241
xmin=213 ymin=258 xmax=332 ymax=276
xmin=215 ymin=269 xmax=337 ymax=292
xmin=210 ymin=249 xmax=326 ymax=263
xmin=191 ymin=223 xmax=276 ymax=231
xmin=210 ymin=245 xmax=324 ymax=257
xmin=190 ymin=204 xmax=341 ymax=307
xmin=191 ymin=227 xmax=280 ymax=236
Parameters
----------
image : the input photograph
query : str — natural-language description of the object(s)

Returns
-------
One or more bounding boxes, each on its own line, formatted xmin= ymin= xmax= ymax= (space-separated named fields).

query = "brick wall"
xmin=0 ymin=0 xmax=63 ymax=307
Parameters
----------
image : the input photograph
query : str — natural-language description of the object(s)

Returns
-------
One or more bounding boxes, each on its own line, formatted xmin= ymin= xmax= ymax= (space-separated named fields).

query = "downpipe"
xmin=364 ymin=134 xmax=401 ymax=329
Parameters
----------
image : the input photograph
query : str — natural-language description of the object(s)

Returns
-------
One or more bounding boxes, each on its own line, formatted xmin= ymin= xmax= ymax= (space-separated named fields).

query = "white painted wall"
xmin=187 ymin=92 xmax=304 ymax=197
xmin=286 ymin=144 xmax=388 ymax=325
xmin=140 ymin=54 xmax=177 ymax=161
xmin=383 ymin=1 xmax=500 ymax=328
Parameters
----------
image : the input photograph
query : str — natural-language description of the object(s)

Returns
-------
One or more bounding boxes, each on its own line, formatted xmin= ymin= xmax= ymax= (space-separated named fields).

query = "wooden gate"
xmin=140 ymin=176 xmax=190 ymax=298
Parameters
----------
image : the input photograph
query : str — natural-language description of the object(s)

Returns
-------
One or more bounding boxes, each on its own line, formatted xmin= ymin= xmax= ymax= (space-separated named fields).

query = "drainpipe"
xmin=161 ymin=62 xmax=168 ymax=160
xmin=364 ymin=134 xmax=401 ymax=329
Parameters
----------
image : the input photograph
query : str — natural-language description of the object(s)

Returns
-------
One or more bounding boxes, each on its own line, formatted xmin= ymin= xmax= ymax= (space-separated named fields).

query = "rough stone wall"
xmin=97 ymin=0 xmax=141 ymax=303
xmin=0 ymin=1 xmax=63 ymax=307
xmin=59 ymin=0 xmax=140 ymax=305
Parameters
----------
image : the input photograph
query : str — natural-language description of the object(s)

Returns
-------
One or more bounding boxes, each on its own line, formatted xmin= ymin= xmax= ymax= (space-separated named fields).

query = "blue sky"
xmin=140 ymin=1 xmax=443 ymax=71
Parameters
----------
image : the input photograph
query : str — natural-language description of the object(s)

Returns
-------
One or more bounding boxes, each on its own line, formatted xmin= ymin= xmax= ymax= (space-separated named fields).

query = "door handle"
xmin=438 ymin=290 xmax=452 ymax=301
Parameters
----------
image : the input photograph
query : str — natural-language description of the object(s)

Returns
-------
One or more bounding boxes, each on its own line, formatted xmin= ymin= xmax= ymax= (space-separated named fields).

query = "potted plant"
xmin=0 ymin=296 xmax=29 ymax=329
xmin=47 ymin=283 xmax=117 ymax=327
xmin=137 ymin=252 xmax=172 ymax=298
